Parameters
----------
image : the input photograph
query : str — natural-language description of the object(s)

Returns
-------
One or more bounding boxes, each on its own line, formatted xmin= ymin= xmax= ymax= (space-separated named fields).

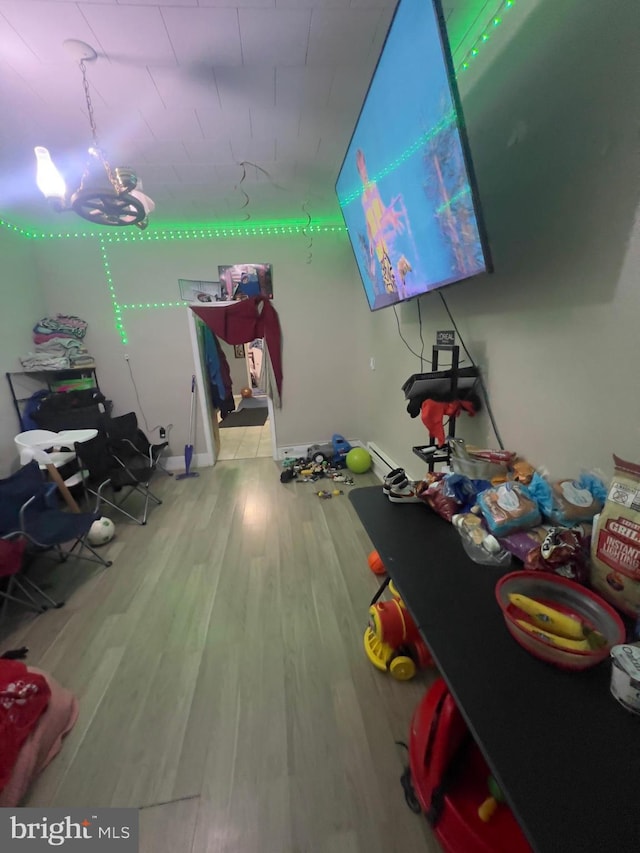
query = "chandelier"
xmin=34 ymin=40 xmax=154 ymax=230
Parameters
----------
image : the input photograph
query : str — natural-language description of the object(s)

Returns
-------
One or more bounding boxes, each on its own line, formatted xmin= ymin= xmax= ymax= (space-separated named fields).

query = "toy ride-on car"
xmin=307 ymin=433 xmax=352 ymax=467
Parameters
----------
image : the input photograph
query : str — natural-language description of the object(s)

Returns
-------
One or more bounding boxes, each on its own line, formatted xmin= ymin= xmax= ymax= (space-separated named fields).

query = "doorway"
xmin=187 ymin=309 xmax=277 ymax=463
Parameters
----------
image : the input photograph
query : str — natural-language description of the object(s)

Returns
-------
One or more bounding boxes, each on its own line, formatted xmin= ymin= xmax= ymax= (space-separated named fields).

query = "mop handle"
xmin=188 ymin=375 xmax=196 ymax=442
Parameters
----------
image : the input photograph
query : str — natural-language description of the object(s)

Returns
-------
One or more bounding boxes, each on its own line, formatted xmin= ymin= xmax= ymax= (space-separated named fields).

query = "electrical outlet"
xmin=124 ymin=353 xmax=129 ymax=361
xmin=369 ymin=357 xmax=376 ymax=370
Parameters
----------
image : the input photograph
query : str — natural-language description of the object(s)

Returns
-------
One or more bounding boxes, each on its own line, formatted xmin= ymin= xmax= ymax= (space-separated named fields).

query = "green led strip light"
xmin=120 ymin=302 xmax=184 ymax=310
xmin=457 ymin=0 xmax=518 ymax=73
xmin=0 ymin=218 xmax=35 ymax=238
xmin=0 ymin=219 xmax=344 ymax=241
xmin=98 ymin=236 xmax=128 ymax=346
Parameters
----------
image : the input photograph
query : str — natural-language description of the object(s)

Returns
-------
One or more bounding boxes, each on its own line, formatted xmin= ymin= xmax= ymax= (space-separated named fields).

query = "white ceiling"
xmin=0 ymin=0 xmax=500 ymax=229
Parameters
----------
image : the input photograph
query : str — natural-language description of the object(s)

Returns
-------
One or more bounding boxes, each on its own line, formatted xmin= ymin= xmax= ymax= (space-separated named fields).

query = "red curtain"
xmin=191 ymin=296 xmax=283 ymax=398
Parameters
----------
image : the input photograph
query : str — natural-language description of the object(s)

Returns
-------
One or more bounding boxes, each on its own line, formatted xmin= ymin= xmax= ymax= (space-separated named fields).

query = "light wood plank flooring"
xmin=1 ymin=460 xmax=438 ymax=853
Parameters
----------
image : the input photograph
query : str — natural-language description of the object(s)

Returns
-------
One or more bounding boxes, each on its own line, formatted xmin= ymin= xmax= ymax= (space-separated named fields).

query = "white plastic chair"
xmin=14 ymin=429 xmax=97 ymax=488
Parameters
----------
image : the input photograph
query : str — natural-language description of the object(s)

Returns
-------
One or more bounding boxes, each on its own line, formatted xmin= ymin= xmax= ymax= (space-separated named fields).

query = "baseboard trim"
xmin=367 ymin=442 xmax=403 ymax=483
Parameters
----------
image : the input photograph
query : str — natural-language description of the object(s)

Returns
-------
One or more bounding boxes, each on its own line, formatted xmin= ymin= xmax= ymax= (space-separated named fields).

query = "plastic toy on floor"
xmin=364 ymin=584 xmax=432 ymax=680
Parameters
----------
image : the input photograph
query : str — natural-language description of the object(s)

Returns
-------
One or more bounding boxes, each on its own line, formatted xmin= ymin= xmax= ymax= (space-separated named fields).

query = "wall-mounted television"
xmin=335 ymin=0 xmax=492 ymax=311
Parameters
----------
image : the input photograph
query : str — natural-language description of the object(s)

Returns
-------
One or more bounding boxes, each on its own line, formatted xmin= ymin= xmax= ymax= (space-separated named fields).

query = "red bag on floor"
xmin=0 ymin=660 xmax=51 ymax=791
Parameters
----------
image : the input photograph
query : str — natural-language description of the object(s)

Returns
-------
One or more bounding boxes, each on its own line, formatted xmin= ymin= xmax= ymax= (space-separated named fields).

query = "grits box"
xmin=591 ymin=455 xmax=640 ymax=616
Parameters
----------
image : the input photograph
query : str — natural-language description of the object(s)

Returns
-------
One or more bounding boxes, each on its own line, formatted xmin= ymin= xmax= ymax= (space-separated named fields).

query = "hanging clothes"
xmin=192 ymin=296 xmax=283 ymax=403
xmin=202 ymin=326 xmax=235 ymax=418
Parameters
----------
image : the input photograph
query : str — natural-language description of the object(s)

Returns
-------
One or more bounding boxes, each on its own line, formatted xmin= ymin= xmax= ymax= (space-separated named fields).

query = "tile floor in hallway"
xmin=216 ymin=397 xmax=272 ymax=460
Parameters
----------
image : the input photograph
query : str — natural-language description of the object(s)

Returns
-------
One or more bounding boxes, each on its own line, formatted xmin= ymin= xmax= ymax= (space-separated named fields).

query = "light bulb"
xmin=34 ymin=147 xmax=66 ymax=201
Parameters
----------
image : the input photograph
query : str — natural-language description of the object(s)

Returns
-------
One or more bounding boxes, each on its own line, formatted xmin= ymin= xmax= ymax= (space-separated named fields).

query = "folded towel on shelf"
xmin=33 ymin=333 xmax=85 ymax=349
xmin=19 ymin=353 xmax=70 ymax=371
xmin=33 ymin=314 xmax=87 ymax=340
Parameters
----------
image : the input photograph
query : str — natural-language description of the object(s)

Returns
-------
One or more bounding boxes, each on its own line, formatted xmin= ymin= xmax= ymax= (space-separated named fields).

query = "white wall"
xmin=350 ymin=0 xmax=640 ymax=481
xmin=29 ymin=231 xmax=363 ymax=458
xmin=0 ymin=230 xmax=43 ymax=474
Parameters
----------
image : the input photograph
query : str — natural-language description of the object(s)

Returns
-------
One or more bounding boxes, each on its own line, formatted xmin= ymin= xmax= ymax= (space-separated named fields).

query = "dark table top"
xmin=350 ymin=486 xmax=640 ymax=853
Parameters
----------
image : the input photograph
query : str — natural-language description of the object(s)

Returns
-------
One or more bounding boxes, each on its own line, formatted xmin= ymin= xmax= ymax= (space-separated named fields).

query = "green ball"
xmin=346 ymin=447 xmax=372 ymax=474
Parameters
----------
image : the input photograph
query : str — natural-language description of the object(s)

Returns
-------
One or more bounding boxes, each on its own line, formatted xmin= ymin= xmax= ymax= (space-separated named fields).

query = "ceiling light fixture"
xmin=34 ymin=40 xmax=154 ymax=230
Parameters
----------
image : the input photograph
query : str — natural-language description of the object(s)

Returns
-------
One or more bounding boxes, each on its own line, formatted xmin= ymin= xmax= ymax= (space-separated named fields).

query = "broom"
xmin=176 ymin=375 xmax=200 ymax=480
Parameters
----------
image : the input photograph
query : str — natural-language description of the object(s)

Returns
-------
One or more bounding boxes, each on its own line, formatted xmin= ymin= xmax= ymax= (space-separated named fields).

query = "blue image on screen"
xmin=336 ymin=0 xmax=489 ymax=311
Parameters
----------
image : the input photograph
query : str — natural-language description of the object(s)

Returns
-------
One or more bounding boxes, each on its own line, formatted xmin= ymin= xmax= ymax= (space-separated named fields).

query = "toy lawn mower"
xmin=364 ymin=584 xmax=432 ymax=681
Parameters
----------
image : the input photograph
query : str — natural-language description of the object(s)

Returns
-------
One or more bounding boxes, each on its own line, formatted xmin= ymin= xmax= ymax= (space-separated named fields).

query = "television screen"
xmin=335 ymin=0 xmax=491 ymax=311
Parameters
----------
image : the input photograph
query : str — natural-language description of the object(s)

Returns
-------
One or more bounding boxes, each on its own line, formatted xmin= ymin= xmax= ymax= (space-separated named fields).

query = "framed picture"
xmin=218 ymin=264 xmax=273 ymax=300
xmin=178 ymin=279 xmax=223 ymax=303
xmin=234 ymin=344 xmax=246 ymax=358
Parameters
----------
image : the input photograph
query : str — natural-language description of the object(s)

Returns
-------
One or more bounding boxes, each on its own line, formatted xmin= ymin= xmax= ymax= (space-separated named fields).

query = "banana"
xmin=508 ymin=593 xmax=586 ymax=641
xmin=515 ymin=619 xmax=591 ymax=652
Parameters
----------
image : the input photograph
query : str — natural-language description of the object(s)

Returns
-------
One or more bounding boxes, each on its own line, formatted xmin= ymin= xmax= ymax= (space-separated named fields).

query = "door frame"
xmin=186 ymin=307 xmax=278 ymax=463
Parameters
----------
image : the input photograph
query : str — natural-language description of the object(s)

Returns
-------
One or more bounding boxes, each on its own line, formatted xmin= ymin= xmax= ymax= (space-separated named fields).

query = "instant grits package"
xmin=591 ymin=455 xmax=640 ymax=616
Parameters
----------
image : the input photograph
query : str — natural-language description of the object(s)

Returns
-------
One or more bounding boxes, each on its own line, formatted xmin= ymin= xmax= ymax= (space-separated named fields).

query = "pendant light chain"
xmin=79 ymin=58 xmax=118 ymax=193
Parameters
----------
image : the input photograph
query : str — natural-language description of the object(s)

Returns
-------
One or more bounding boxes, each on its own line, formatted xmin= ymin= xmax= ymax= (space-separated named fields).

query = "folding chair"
xmin=0 ymin=462 xmax=112 ymax=623
xmin=104 ymin=412 xmax=171 ymax=477
xmin=75 ymin=432 xmax=162 ymax=526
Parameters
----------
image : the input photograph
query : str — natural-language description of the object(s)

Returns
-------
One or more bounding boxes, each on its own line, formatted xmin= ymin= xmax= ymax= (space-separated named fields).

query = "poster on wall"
xmin=178 ymin=279 xmax=223 ymax=303
xmin=217 ymin=264 xmax=273 ymax=300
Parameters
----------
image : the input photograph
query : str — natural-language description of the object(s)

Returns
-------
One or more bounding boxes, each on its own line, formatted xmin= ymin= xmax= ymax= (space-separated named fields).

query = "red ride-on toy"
xmin=407 ymin=678 xmax=532 ymax=853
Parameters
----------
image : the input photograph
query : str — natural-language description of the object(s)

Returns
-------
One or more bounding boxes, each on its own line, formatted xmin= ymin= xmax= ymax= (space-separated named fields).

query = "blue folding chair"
xmin=0 ymin=461 xmax=112 ymax=620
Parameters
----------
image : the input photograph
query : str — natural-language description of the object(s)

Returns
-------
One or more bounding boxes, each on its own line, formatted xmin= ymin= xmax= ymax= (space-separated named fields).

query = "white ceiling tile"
xmin=147 ymin=66 xmax=217 ymax=109
xmin=0 ymin=2 xmax=104 ymax=63
xmin=251 ymin=106 xmax=299 ymax=140
xmin=275 ymin=128 xmax=320 ymax=162
xmin=238 ymin=10 xmax=310 ymax=66
xmin=118 ymin=0 xmax=198 ymax=6
xmin=173 ymin=163 xmax=222 ymax=184
xmin=195 ymin=104 xmax=252 ymax=139
xmin=275 ymin=0 xmax=349 ymax=9
xmin=276 ymin=66 xmax=333 ymax=110
xmin=140 ymin=106 xmax=203 ymax=140
xmin=199 ymin=0 xmax=274 ymax=8
xmin=183 ymin=137 xmax=235 ymax=163
xmin=327 ymin=65 xmax=372 ymax=111
xmin=0 ymin=13 xmax=38 ymax=68
xmin=79 ymin=4 xmax=177 ymax=65
xmin=213 ymin=66 xmax=275 ymax=111
xmin=215 ymin=163 xmax=249 ymax=184
xmin=84 ymin=63 xmax=165 ymax=115
xmin=349 ymin=0 xmax=396 ymax=8
xmin=131 ymin=163 xmax=181 ymax=185
xmin=161 ymin=7 xmax=242 ymax=67
xmin=307 ymin=9 xmax=382 ymax=65
xmin=139 ymin=140 xmax=192 ymax=164
xmin=230 ymin=135 xmax=276 ymax=163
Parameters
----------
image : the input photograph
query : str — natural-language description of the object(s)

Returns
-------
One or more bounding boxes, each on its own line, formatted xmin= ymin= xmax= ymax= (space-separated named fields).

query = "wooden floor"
xmin=1 ymin=459 xmax=438 ymax=853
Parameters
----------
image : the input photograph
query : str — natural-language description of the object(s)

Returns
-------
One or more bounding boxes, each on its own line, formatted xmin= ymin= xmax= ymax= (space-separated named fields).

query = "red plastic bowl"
xmin=495 ymin=571 xmax=626 ymax=670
